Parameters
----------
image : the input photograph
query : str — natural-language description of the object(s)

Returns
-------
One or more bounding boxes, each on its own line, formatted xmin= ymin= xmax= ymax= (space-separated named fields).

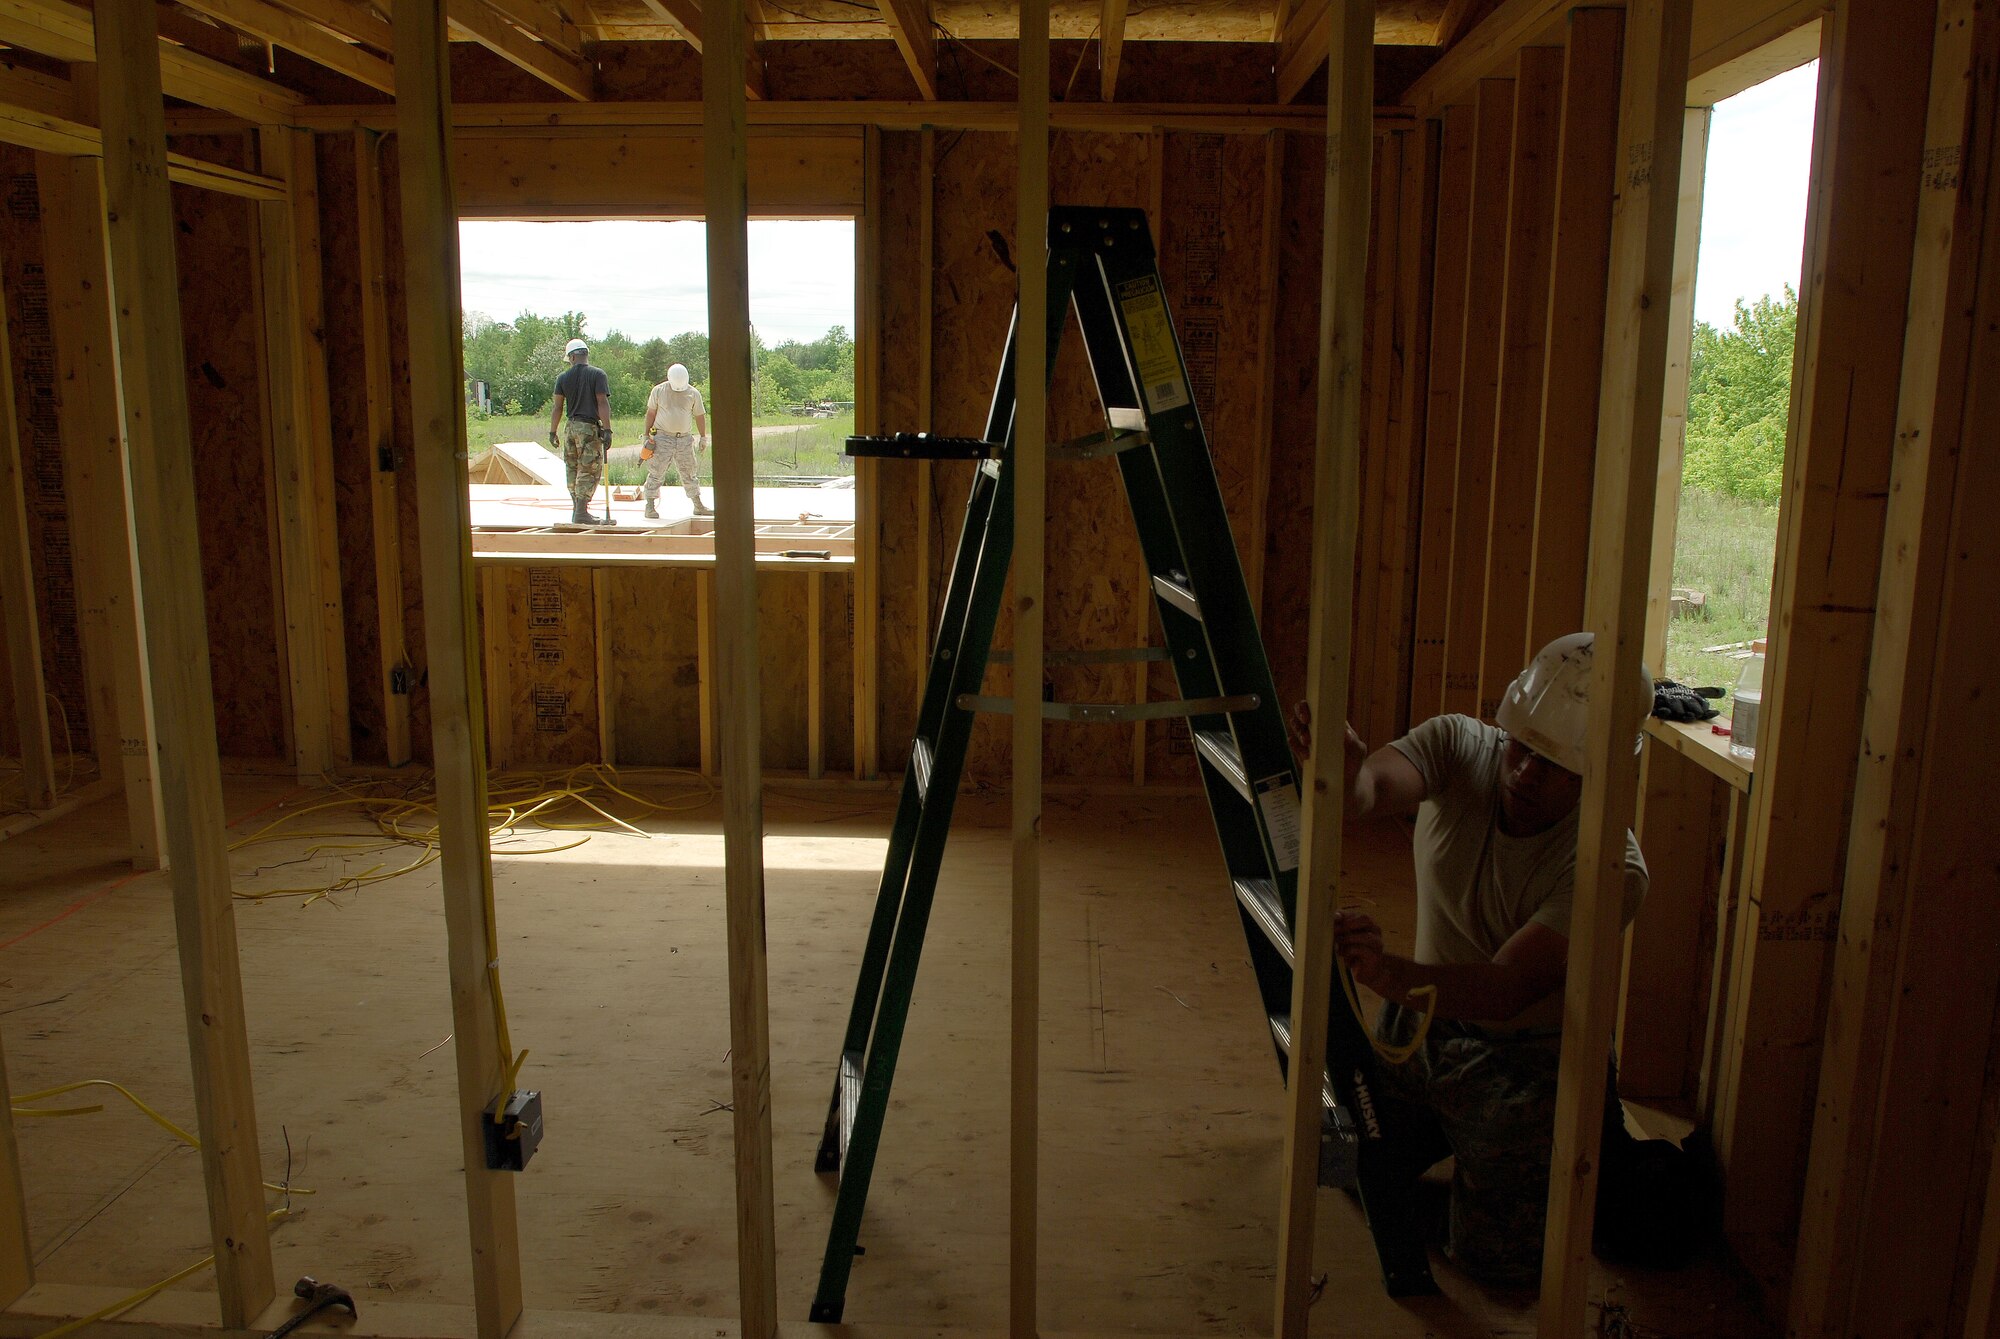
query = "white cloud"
xmin=457 ymin=218 xmax=856 ymax=346
xmin=1693 ymin=60 xmax=1819 ymax=330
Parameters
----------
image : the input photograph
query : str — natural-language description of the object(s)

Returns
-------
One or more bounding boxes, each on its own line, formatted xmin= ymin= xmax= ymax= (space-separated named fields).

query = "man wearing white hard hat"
xmin=1317 ymin=632 xmax=1650 ymax=1286
xmin=549 ymin=337 xmax=613 ymax=525
xmin=642 ymin=363 xmax=712 ymax=518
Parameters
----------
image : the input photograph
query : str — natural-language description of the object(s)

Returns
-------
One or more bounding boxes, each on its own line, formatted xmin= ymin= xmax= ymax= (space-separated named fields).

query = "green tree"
xmin=1682 ymin=288 xmax=1797 ymax=504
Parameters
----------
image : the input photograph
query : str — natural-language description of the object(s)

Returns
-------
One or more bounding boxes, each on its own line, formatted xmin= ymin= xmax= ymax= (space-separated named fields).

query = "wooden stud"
xmin=702 ymin=0 xmax=780 ymax=1326
xmin=1787 ymin=2 xmax=1989 ymax=1330
xmin=1694 ymin=787 xmax=1750 ymax=1125
xmin=1275 ymin=3 xmax=1371 ymax=1336
xmin=1638 ymin=107 xmax=1709 ymax=672
xmin=283 ymin=128 xmax=352 ymax=766
xmin=807 ymin=569 xmax=824 ymax=779
xmin=93 ymin=1 xmax=278 ymax=1324
xmin=594 ymin=568 xmax=616 ymax=765
xmin=1439 ymin=76 xmax=1513 ymax=719
xmin=1526 ymin=7 xmax=1629 ymax=663
xmin=1100 ymin=0 xmax=1128 ymax=101
xmin=1378 ymin=119 xmax=1439 ymax=740
xmin=1474 ymin=47 xmax=1562 ymax=720
xmin=1013 ymin=1 xmax=1048 ymax=1331
xmin=1712 ymin=0 xmax=1938 ymax=1253
xmin=1349 ymin=131 xmax=1398 ymax=748
xmin=633 ymin=0 xmax=769 ymax=99
xmin=353 ymin=130 xmax=412 ymax=768
xmin=389 ymin=1 xmax=526 ymax=1332
xmin=40 ymin=154 xmax=164 ymax=868
xmin=1535 ymin=1 xmax=1691 ymax=1332
xmin=1406 ymin=0 xmax=1578 ymax=115
xmin=254 ymin=126 xmax=337 ymax=783
xmin=0 ymin=234 xmax=54 ymax=813
xmin=244 ymin=150 xmax=299 ymax=773
xmin=1408 ymin=103 xmax=1474 ymax=721
xmin=0 ymin=1029 xmax=31 ymax=1305
xmin=915 ymin=128 xmax=935 ymax=708
xmin=853 ymin=127 xmax=882 ymax=780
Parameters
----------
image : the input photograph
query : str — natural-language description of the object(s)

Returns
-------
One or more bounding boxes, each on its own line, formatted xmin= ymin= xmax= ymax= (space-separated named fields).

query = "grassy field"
xmin=1662 ymin=487 xmax=1780 ymax=709
xmin=466 ymin=410 xmax=856 ymax=484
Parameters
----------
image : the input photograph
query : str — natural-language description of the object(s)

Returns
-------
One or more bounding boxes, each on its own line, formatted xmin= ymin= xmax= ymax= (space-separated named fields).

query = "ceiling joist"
xmin=272 ymin=0 xmax=395 ymax=51
xmin=1099 ymin=0 xmax=1126 ymax=101
xmin=480 ymin=0 xmax=584 ymax=58
xmin=178 ymin=0 xmax=396 ymax=92
xmin=634 ymin=0 xmax=768 ymax=100
xmin=1274 ymin=0 xmax=1327 ymax=104
xmin=448 ymin=0 xmax=595 ymax=100
xmin=874 ymin=0 xmax=936 ymax=100
xmin=0 ymin=0 xmax=301 ymax=121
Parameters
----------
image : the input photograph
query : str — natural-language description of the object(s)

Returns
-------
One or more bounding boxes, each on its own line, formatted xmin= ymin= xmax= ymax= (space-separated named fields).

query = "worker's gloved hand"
xmin=548 ymin=431 xmax=559 ymax=450
xmin=1652 ymin=679 xmax=1722 ymax=722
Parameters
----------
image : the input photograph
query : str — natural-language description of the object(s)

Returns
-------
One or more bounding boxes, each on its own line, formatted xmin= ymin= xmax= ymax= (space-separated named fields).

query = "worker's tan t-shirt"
xmin=647 ymin=382 xmax=705 ymax=434
xmin=1387 ymin=714 xmax=1648 ymax=1034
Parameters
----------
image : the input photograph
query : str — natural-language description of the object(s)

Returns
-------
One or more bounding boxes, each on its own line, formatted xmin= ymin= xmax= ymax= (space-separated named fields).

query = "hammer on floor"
xmin=265 ymin=1277 xmax=358 ymax=1339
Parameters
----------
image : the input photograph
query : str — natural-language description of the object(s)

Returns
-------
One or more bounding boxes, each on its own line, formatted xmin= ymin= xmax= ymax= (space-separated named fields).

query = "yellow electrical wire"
xmin=1337 ymin=959 xmax=1439 ymax=1067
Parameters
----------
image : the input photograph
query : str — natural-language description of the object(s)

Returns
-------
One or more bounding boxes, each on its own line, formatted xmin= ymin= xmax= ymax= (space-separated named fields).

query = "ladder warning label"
xmin=1255 ymin=774 xmax=1301 ymax=873
xmin=1116 ymin=276 xmax=1191 ymax=415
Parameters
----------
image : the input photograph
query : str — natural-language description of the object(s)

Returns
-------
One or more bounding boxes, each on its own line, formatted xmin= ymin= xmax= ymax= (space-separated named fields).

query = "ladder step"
xmin=1266 ymin=1014 xmax=1340 ymax=1115
xmin=911 ymin=737 xmax=933 ymax=800
xmin=1233 ymin=876 xmax=1293 ymax=966
xmin=1151 ymin=573 xmax=1202 ymax=621
xmin=1193 ymin=729 xmax=1251 ymax=802
xmin=836 ymin=1049 xmax=863 ymax=1175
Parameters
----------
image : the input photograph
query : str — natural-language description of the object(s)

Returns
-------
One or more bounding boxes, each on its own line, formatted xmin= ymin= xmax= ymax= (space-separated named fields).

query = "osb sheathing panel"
xmin=874 ymin=131 xmax=925 ymax=770
xmin=171 ymin=135 xmax=287 ymax=760
xmin=317 ymin=133 xmax=388 ymax=764
xmin=606 ymin=568 xmax=702 ymax=769
xmin=0 ymin=150 xmax=85 ymax=761
xmin=487 ymin=565 xmax=603 ymax=766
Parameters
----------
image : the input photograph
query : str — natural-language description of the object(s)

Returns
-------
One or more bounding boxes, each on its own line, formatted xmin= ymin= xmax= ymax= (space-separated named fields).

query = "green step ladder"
xmin=812 ymin=206 xmax=1438 ymax=1322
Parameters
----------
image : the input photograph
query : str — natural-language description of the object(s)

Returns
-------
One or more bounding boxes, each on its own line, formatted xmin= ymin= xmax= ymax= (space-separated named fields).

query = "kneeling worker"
xmin=550 ymin=337 xmax=613 ymax=525
xmin=1326 ymin=632 xmax=1649 ymax=1287
xmin=643 ymin=363 xmax=711 ymax=518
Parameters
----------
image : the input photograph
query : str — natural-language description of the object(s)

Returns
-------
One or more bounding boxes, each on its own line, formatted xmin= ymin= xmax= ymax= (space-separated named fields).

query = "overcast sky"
xmin=458 ymin=62 xmax=1818 ymax=348
xmin=458 ymin=218 xmax=857 ymax=347
xmin=1694 ymin=60 xmax=1819 ymax=329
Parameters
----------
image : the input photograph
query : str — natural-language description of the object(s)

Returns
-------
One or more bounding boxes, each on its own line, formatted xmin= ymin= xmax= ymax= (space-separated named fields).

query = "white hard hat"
xmin=565 ymin=338 xmax=589 ymax=357
xmin=667 ymin=363 xmax=690 ymax=390
xmin=1493 ymin=632 xmax=1652 ymax=775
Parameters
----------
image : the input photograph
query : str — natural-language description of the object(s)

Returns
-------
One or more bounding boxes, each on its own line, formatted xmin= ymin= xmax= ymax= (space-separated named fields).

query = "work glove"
xmin=598 ymin=425 xmax=613 ymax=458
xmin=1652 ymin=679 xmax=1723 ymax=722
xmin=548 ymin=430 xmax=559 ymax=450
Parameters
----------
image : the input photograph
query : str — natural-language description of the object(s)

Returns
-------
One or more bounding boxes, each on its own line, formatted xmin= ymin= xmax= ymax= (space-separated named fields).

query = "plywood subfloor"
xmin=0 ymin=778 xmax=1771 ymax=1336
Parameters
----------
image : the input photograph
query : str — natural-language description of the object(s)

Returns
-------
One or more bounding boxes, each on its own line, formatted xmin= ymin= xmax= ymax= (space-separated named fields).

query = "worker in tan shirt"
xmin=642 ymin=363 xmax=711 ymax=518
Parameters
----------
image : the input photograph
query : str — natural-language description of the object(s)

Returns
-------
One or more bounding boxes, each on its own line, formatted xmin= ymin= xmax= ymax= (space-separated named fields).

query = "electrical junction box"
xmin=483 ymin=1090 xmax=543 ymax=1171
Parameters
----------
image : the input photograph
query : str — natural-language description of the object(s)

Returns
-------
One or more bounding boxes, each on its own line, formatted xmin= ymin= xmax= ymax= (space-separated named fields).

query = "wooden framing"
xmin=1011 ymin=3 xmax=1048 ymax=1330
xmin=92 ymin=0 xmax=276 ymax=1324
xmin=1438 ymin=75 xmax=1513 ymax=718
xmin=1100 ymin=0 xmax=1128 ymax=100
xmin=1474 ymin=44 xmax=1562 ymax=718
xmin=1535 ymin=0 xmax=1689 ymax=1332
xmin=1275 ymin=0 xmax=1330 ymax=105
xmin=1524 ymin=7 xmax=1625 ymax=660
xmin=1407 ymin=102 xmax=1474 ymax=720
xmin=447 ymin=0 xmax=595 ymax=101
xmin=0 ymin=1026 xmax=28 ymax=1307
xmin=635 ymin=0 xmax=771 ymax=100
xmin=1786 ymin=1 xmax=1993 ymax=1329
xmin=1712 ymin=0 xmax=1936 ymax=1254
xmin=914 ymin=128 xmax=935 ymax=707
xmin=875 ymin=0 xmax=938 ymax=100
xmin=1638 ymin=106 xmax=1708 ymax=671
xmin=177 ymin=0 xmax=395 ymax=92
xmin=389 ymin=2 xmax=526 ymax=1333
xmin=39 ymin=153 xmax=165 ymax=868
xmin=1247 ymin=129 xmax=1285 ymax=612
xmin=702 ymin=0 xmax=780 ymax=1329
xmin=353 ymin=130 xmax=413 ymax=768
xmin=1276 ymin=3 xmax=1373 ymax=1335
xmin=852 ymin=128 xmax=882 ymax=779
xmin=0 ymin=233 xmax=54 ymax=813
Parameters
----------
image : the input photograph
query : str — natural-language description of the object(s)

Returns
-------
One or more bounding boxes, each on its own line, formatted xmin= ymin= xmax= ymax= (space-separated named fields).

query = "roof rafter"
xmin=634 ymin=0 xmax=768 ymax=99
xmin=270 ymin=0 xmax=395 ymax=50
xmin=1273 ymin=0 xmax=1327 ymax=104
xmin=0 ymin=0 xmax=301 ymax=121
xmin=178 ymin=0 xmax=395 ymax=91
xmin=481 ymin=0 xmax=583 ymax=59
xmin=1099 ymin=0 xmax=1125 ymax=100
xmin=874 ymin=0 xmax=936 ymax=100
xmin=447 ymin=0 xmax=594 ymax=99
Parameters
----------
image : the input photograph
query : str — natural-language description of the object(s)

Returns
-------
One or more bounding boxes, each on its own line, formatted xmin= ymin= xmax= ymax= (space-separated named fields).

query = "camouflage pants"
xmin=1371 ymin=1002 xmax=1572 ymax=1287
xmin=563 ymin=420 xmax=604 ymax=505
xmin=643 ymin=431 xmax=702 ymax=502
